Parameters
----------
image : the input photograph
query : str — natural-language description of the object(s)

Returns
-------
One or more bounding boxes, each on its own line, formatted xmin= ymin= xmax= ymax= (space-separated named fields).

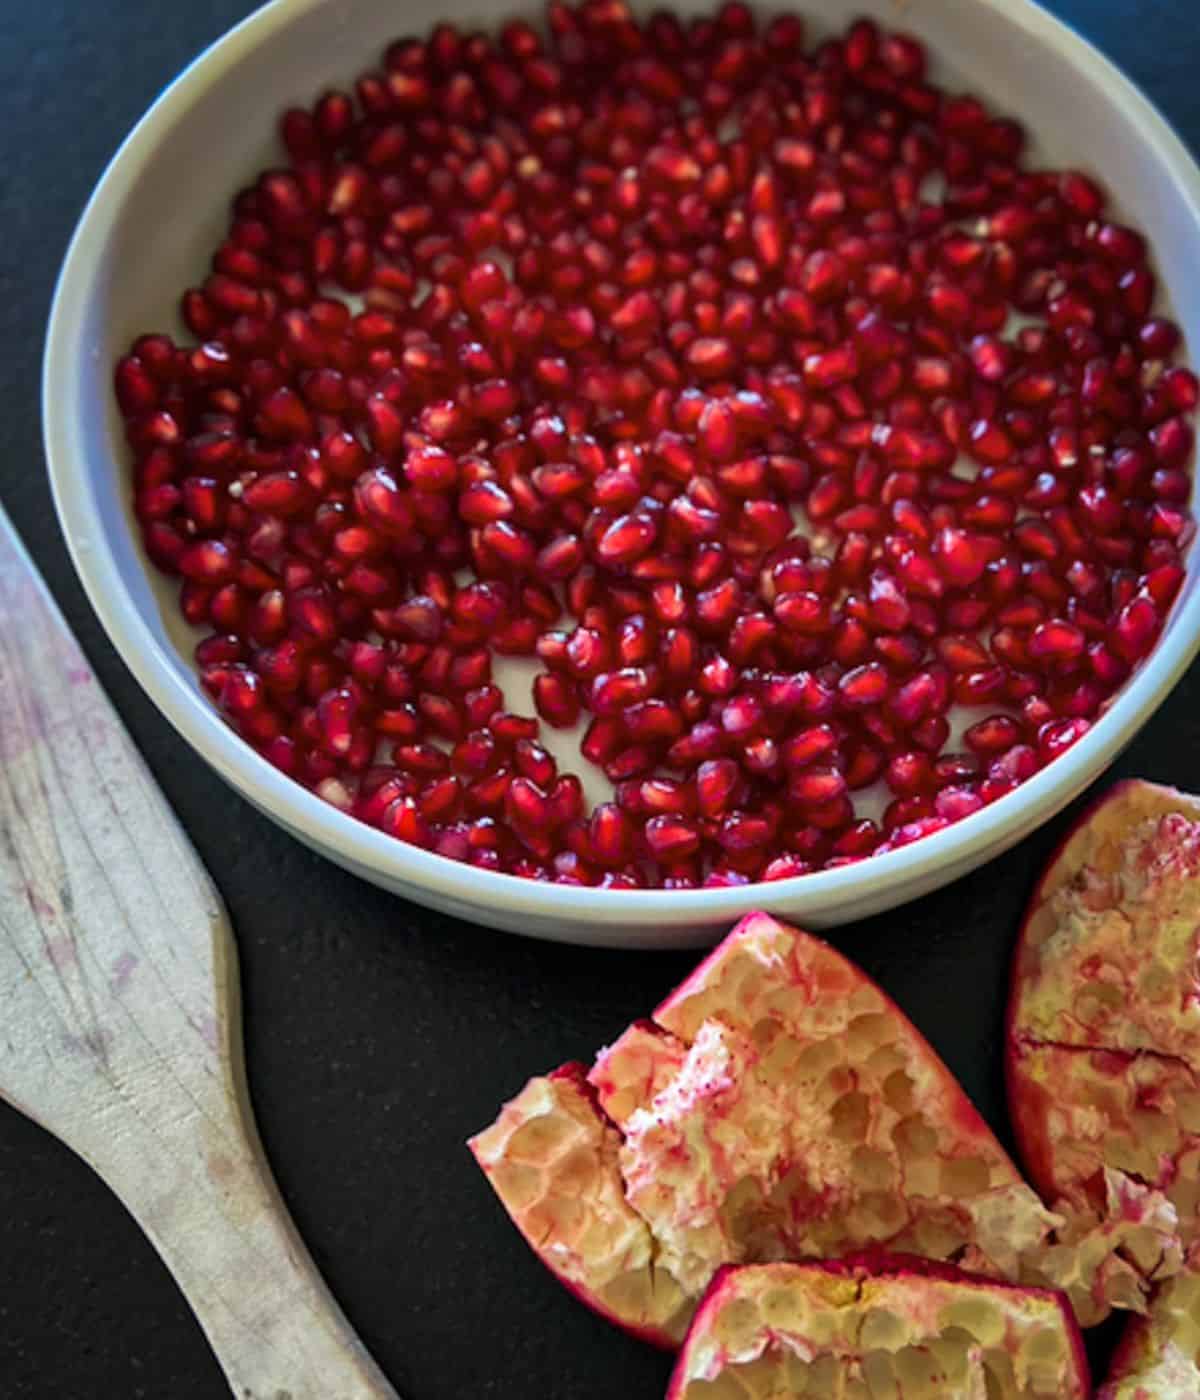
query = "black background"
xmin=1 ymin=2 xmax=1198 ymax=1396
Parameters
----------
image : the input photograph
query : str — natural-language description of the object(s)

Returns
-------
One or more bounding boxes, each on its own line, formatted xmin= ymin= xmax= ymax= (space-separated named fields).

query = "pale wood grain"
xmin=0 ymin=505 xmax=398 ymax=1400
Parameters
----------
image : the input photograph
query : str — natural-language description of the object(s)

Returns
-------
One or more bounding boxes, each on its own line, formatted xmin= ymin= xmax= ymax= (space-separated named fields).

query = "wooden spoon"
xmin=0 ymin=503 xmax=398 ymax=1399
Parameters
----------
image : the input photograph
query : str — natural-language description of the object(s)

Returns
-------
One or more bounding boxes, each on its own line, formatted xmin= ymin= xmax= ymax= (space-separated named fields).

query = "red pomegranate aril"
xmin=563 ymin=625 xmax=609 ymax=678
xmin=1150 ymin=415 xmax=1195 ymax=469
xmin=179 ymin=539 xmax=236 ymax=585
xmin=866 ymin=571 xmax=911 ymax=633
xmin=987 ymin=744 xmax=1039 ymax=786
xmin=716 ymin=812 xmax=774 ymax=855
xmin=590 ymin=666 xmax=657 ymax=715
xmin=115 ymin=356 xmax=162 ymax=415
xmin=316 ymin=687 xmax=359 ymax=756
xmin=595 ymin=512 xmax=658 ymax=564
xmin=894 ymin=548 xmax=945 ymax=600
xmin=782 ymin=724 xmax=839 ymax=771
xmin=911 ymin=714 xmax=951 ymax=753
xmin=1161 ymin=365 xmax=1200 ymax=412
xmin=837 ymin=663 xmax=889 ymax=708
xmin=1112 ymin=594 xmax=1161 ymax=661
xmin=885 ymin=750 xmax=935 ymax=797
xmin=789 ymin=766 xmax=848 ymax=807
xmin=643 ymin=814 xmax=701 ymax=860
xmin=967 ymin=334 xmax=1012 ymax=384
xmin=931 ymin=528 xmax=993 ymax=588
xmin=888 ymin=670 xmax=940 ymax=727
xmin=1144 ymin=562 xmax=1186 ymax=609
xmin=836 ymin=739 xmax=882 ymax=789
xmin=966 ymin=418 xmax=1013 ymax=465
xmin=828 ymin=820 xmax=878 ymax=859
xmin=379 ymin=797 xmax=433 ymax=847
xmin=1029 ymin=619 xmax=1086 ymax=666
xmin=964 ymin=714 xmax=1023 ymax=756
xmin=937 ymin=634 xmax=990 ymax=672
xmin=625 ymin=700 xmax=685 ymax=743
xmin=803 ymin=343 xmax=859 ymax=389
xmin=719 ymin=690 xmax=763 ymax=735
xmin=506 ymin=776 xmax=552 ymax=831
xmin=762 ymin=854 xmax=811 ymax=880
xmin=694 ymin=758 xmax=739 ymax=817
xmin=589 ymin=803 xmax=633 ymax=866
xmin=1038 ymin=716 xmax=1091 ymax=761
xmin=533 ymin=673 xmax=581 ymax=729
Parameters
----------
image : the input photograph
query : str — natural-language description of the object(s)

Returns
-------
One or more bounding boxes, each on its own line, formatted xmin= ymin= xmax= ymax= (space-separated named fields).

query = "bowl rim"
xmin=42 ymin=0 xmax=1200 ymax=931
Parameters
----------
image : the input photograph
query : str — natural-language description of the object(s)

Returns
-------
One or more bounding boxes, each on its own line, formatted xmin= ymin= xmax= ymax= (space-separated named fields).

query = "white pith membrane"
xmin=470 ymin=912 xmax=1167 ymax=1345
xmin=666 ymin=1257 xmax=1088 ymax=1399
xmin=1008 ymin=780 xmax=1200 ymax=1320
xmin=1098 ymin=1250 xmax=1200 ymax=1399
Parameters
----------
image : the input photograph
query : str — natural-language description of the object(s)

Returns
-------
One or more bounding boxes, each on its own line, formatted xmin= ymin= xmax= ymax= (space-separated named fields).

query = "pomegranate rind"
xmin=1098 ymin=1259 xmax=1200 ymax=1399
xmin=666 ymin=1255 xmax=1090 ymax=1399
xmin=1017 ymin=1168 xmax=1181 ymax=1326
xmin=625 ymin=912 xmax=1055 ymax=1286
xmin=1007 ymin=780 xmax=1198 ymax=1283
xmin=590 ymin=1019 xmax=689 ymax=1129
xmin=1008 ymin=779 xmax=1200 ymax=1065
xmin=654 ymin=910 xmax=1015 ymax=1163
xmin=1009 ymin=1041 xmax=1200 ymax=1234
xmin=467 ymin=1062 xmax=691 ymax=1346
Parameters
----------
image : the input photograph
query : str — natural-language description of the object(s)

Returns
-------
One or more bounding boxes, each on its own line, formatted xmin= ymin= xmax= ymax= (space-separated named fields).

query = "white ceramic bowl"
xmin=44 ymin=0 xmax=1200 ymax=948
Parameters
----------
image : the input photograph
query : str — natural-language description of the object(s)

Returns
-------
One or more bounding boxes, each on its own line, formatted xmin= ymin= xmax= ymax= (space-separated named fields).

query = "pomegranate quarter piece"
xmin=1098 ymin=1253 xmax=1200 ymax=1399
xmin=471 ymin=911 xmax=1160 ymax=1346
xmin=667 ymin=1255 xmax=1089 ymax=1399
xmin=1008 ymin=780 xmax=1200 ymax=1286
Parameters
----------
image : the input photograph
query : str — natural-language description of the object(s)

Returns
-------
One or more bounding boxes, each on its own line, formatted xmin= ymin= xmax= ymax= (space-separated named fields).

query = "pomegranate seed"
xmin=1150 ymin=416 xmax=1195 ymax=468
xmin=964 ymin=715 xmax=1023 ymax=756
xmin=838 ymin=664 xmax=890 ymax=708
xmin=967 ymin=419 xmax=1013 ymax=465
xmin=988 ymin=744 xmax=1039 ymax=785
xmin=595 ymin=512 xmax=658 ymax=565
xmin=1038 ymin=717 xmax=1091 ymax=760
xmin=783 ymin=724 xmax=840 ymax=770
xmin=803 ymin=343 xmax=859 ymax=389
xmin=885 ymin=751 xmax=935 ymax=797
xmin=762 ymin=855 xmax=810 ymax=880
xmin=1112 ymin=595 xmax=1160 ymax=661
xmin=533 ymin=673 xmax=581 ymax=728
xmin=179 ymin=539 xmax=236 ymax=585
xmin=935 ymin=785 xmax=985 ymax=822
xmin=1029 ymin=619 xmax=1086 ymax=667
xmin=932 ymin=528 xmax=992 ymax=588
xmin=644 ymin=815 xmax=701 ymax=860
xmin=590 ymin=804 xmax=633 ymax=865
xmin=790 ymin=765 xmax=849 ymax=806
xmin=888 ymin=671 xmax=941 ymax=728
xmin=1162 ymin=367 xmax=1199 ymax=412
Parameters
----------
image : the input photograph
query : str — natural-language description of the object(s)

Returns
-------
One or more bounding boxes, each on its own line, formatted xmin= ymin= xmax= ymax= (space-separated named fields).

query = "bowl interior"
xmin=46 ymin=0 xmax=1200 ymax=944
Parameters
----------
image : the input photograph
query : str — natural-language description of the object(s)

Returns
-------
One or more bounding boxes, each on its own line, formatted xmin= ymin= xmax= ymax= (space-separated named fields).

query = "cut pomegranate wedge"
xmin=667 ymin=1255 xmax=1089 ymax=1399
xmin=471 ymin=911 xmax=1159 ymax=1344
xmin=1099 ymin=1255 xmax=1200 ymax=1399
xmin=1008 ymin=779 xmax=1198 ymax=1306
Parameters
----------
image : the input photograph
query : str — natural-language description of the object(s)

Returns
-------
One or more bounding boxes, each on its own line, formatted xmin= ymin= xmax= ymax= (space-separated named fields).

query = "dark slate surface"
xmin=0 ymin=2 xmax=1197 ymax=1396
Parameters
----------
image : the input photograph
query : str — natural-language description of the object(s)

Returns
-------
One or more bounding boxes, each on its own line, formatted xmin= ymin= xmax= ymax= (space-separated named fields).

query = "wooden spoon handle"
xmin=0 ymin=506 xmax=398 ymax=1398
xmin=112 ymin=1068 xmax=398 ymax=1400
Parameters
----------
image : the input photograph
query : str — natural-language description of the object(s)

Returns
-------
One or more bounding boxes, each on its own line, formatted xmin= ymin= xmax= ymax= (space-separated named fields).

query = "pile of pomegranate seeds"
xmin=115 ymin=0 xmax=1198 ymax=888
